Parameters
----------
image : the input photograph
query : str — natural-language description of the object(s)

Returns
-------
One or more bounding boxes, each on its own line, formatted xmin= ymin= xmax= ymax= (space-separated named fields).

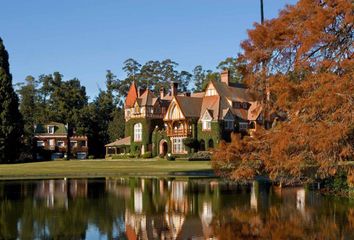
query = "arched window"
xmin=134 ymin=123 xmax=142 ymax=142
xmin=200 ymin=140 xmax=205 ymax=151
xmin=208 ymin=139 xmax=214 ymax=149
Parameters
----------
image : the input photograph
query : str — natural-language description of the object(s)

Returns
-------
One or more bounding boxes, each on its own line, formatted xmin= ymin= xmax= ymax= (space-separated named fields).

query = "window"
xmin=206 ymin=88 xmax=216 ymax=96
xmin=57 ymin=141 xmax=65 ymax=147
xmin=202 ymin=120 xmax=211 ymax=131
xmin=232 ymin=102 xmax=241 ymax=109
xmin=80 ymin=141 xmax=86 ymax=147
xmin=239 ymin=122 xmax=248 ymax=131
xmin=37 ymin=141 xmax=45 ymax=147
xmin=225 ymin=120 xmax=234 ymax=130
xmin=49 ymin=139 xmax=55 ymax=146
xmin=48 ymin=126 xmax=55 ymax=134
xmin=126 ymin=109 xmax=131 ymax=117
xmin=172 ymin=137 xmax=185 ymax=154
xmin=134 ymin=123 xmax=142 ymax=142
xmin=70 ymin=141 xmax=78 ymax=148
xmin=134 ymin=105 xmax=140 ymax=114
xmin=242 ymin=102 xmax=248 ymax=109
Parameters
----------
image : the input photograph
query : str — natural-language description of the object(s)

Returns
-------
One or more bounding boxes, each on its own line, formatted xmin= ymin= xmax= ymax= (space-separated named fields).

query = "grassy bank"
xmin=0 ymin=159 xmax=214 ymax=180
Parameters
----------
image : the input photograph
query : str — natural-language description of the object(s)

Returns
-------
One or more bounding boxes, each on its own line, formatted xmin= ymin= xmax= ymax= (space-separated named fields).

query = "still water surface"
xmin=0 ymin=178 xmax=353 ymax=239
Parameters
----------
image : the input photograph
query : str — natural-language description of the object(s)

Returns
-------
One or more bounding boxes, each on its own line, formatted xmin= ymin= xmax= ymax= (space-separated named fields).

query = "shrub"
xmin=142 ymin=151 xmax=152 ymax=159
xmin=88 ymin=155 xmax=95 ymax=159
xmin=158 ymin=154 xmax=165 ymax=159
xmin=189 ymin=151 xmax=211 ymax=161
xmin=111 ymin=154 xmax=131 ymax=159
xmin=166 ymin=153 xmax=175 ymax=161
xmin=128 ymin=153 xmax=140 ymax=158
xmin=183 ymin=137 xmax=199 ymax=150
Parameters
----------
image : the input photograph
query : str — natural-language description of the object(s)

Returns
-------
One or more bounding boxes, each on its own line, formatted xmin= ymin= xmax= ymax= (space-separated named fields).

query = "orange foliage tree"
xmin=212 ymin=0 xmax=354 ymax=185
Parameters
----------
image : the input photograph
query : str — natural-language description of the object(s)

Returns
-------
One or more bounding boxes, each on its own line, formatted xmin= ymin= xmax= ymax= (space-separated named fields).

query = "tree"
xmin=0 ymin=37 xmax=23 ymax=163
xmin=217 ymin=57 xmax=244 ymax=84
xmin=212 ymin=0 xmax=354 ymax=185
xmin=17 ymin=75 xmax=37 ymax=144
xmin=108 ymin=108 xmax=125 ymax=142
xmin=48 ymin=75 xmax=88 ymax=126
xmin=193 ymin=65 xmax=205 ymax=92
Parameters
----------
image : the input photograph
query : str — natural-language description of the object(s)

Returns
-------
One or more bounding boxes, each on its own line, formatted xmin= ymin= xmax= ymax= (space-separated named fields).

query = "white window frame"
xmin=48 ymin=126 xmax=55 ymax=134
xmin=57 ymin=141 xmax=65 ymax=147
xmin=202 ymin=120 xmax=211 ymax=131
xmin=172 ymin=137 xmax=185 ymax=154
xmin=206 ymin=88 xmax=216 ymax=96
xmin=134 ymin=123 xmax=142 ymax=142
xmin=70 ymin=141 xmax=78 ymax=148
xmin=37 ymin=141 xmax=45 ymax=147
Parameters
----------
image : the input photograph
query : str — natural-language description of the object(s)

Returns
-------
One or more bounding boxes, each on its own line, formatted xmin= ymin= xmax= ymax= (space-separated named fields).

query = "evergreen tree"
xmin=0 ymin=37 xmax=23 ymax=163
xmin=217 ymin=57 xmax=244 ymax=84
xmin=193 ymin=65 xmax=205 ymax=92
xmin=108 ymin=108 xmax=125 ymax=142
xmin=17 ymin=75 xmax=37 ymax=144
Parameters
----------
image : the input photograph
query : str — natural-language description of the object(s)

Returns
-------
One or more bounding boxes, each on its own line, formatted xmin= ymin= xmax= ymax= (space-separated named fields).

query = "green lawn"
xmin=0 ymin=159 xmax=214 ymax=180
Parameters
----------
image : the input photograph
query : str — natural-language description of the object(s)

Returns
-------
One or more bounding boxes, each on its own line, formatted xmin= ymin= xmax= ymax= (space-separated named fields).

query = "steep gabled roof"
xmin=175 ymin=96 xmax=203 ymax=118
xmin=125 ymin=81 xmax=138 ymax=108
xmin=212 ymin=80 xmax=254 ymax=102
xmin=199 ymin=95 xmax=220 ymax=121
xmin=140 ymin=89 xmax=157 ymax=106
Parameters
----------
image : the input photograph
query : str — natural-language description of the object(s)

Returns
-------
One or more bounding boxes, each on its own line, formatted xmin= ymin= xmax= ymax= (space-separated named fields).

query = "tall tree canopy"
xmin=213 ymin=0 xmax=354 ymax=185
xmin=0 ymin=37 xmax=23 ymax=163
xmin=17 ymin=75 xmax=37 ymax=144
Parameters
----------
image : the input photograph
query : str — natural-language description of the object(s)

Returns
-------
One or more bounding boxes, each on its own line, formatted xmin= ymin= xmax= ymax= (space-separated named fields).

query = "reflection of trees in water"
xmin=0 ymin=179 xmax=353 ymax=239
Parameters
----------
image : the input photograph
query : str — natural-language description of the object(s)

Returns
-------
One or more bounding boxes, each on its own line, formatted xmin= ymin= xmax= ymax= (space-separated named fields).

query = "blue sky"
xmin=1 ymin=0 xmax=298 ymax=99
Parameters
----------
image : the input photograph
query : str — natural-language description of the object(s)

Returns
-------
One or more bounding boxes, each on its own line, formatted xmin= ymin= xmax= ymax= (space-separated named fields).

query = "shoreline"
xmin=0 ymin=159 xmax=214 ymax=180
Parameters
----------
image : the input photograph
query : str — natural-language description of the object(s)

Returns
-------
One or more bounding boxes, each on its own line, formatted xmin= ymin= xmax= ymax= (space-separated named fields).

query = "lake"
xmin=0 ymin=178 xmax=353 ymax=239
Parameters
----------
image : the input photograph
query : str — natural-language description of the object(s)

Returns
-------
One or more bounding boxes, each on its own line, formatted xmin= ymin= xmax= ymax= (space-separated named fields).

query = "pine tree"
xmin=0 ymin=37 xmax=23 ymax=163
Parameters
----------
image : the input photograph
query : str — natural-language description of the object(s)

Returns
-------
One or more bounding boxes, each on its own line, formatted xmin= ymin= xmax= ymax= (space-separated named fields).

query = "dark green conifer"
xmin=0 ymin=37 xmax=23 ymax=163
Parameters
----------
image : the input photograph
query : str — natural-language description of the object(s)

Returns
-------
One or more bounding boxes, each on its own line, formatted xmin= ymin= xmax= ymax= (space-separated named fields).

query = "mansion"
xmin=106 ymin=70 xmax=262 ymax=157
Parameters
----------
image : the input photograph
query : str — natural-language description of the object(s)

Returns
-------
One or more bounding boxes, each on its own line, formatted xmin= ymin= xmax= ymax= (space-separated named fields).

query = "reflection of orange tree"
xmin=212 ymin=205 xmax=350 ymax=239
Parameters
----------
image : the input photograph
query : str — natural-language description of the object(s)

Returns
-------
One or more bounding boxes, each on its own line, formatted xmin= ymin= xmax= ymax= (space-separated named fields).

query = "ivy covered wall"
xmin=197 ymin=121 xmax=223 ymax=149
xmin=152 ymin=128 xmax=171 ymax=157
xmin=125 ymin=118 xmax=164 ymax=154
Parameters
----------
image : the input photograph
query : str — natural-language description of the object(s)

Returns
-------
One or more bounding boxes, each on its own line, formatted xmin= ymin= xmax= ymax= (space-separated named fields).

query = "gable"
xmin=125 ymin=82 xmax=138 ymax=108
xmin=201 ymin=109 xmax=213 ymax=121
xmin=205 ymin=82 xmax=218 ymax=96
xmin=164 ymin=99 xmax=185 ymax=121
xmin=223 ymin=109 xmax=234 ymax=121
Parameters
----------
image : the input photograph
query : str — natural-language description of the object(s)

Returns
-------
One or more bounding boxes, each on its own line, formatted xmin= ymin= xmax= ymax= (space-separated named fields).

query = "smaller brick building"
xmin=33 ymin=122 xmax=88 ymax=160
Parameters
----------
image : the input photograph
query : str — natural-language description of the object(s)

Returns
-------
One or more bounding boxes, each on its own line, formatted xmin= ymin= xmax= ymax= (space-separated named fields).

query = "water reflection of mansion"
xmin=35 ymin=179 xmax=88 ymax=208
xmin=105 ymin=178 xmax=216 ymax=240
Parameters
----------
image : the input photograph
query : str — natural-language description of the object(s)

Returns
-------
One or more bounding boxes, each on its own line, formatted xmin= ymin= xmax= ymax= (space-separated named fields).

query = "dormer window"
xmin=232 ymin=102 xmax=241 ymax=109
xmin=242 ymin=103 xmax=248 ymax=109
xmin=48 ymin=126 xmax=55 ymax=134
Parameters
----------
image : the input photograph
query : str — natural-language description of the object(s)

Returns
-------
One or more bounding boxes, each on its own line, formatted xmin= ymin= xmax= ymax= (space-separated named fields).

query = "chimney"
xmin=221 ymin=70 xmax=230 ymax=86
xmin=160 ymin=87 xmax=165 ymax=99
xmin=137 ymin=87 xmax=141 ymax=97
xmin=171 ymin=81 xmax=178 ymax=96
